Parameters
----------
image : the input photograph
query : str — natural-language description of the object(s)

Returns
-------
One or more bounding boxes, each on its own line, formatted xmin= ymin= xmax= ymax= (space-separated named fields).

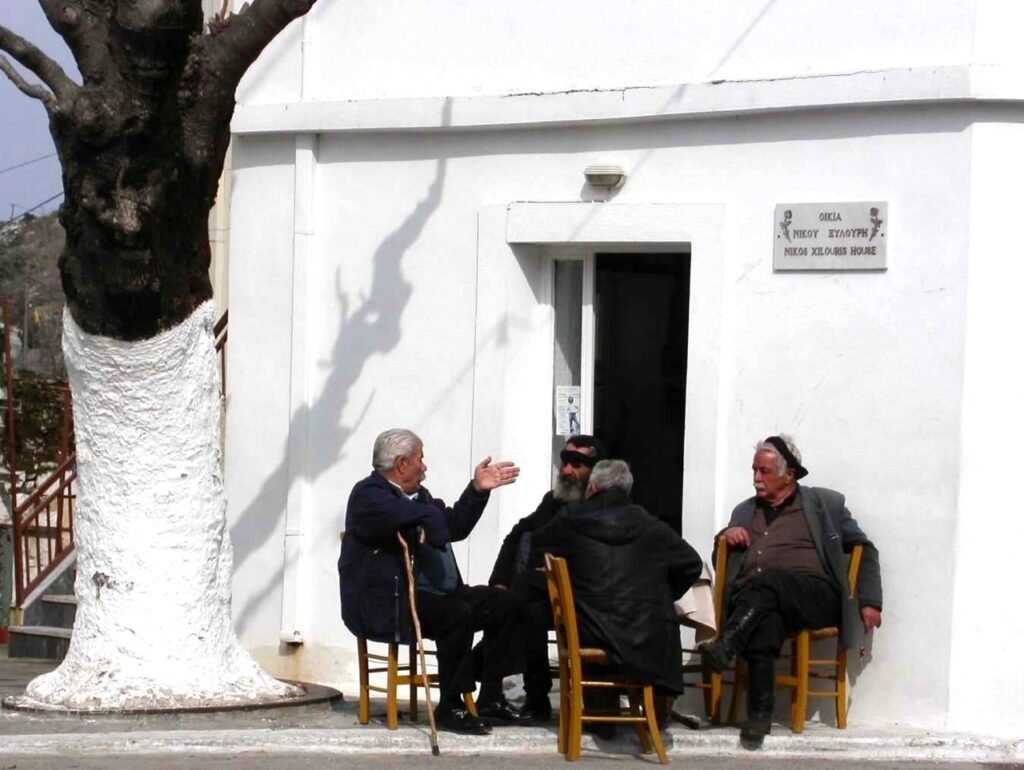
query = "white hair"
xmin=589 ymin=459 xmax=633 ymax=494
xmin=372 ymin=428 xmax=422 ymax=471
xmin=755 ymin=434 xmax=801 ymax=477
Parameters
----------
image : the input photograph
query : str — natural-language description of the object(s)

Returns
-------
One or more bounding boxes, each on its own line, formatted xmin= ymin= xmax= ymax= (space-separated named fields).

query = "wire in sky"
xmin=0 ymin=152 xmax=57 ymax=178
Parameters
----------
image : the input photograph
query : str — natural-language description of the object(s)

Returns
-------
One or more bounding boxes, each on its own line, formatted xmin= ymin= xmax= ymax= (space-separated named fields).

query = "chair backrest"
xmin=544 ymin=553 xmax=581 ymax=662
xmin=712 ymin=534 xmax=731 ymax=630
xmin=846 ymin=544 xmax=864 ymax=599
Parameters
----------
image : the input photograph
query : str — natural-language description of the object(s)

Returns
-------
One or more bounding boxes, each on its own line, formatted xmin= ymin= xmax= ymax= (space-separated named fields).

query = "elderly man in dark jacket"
xmin=701 ymin=435 xmax=883 ymax=749
xmin=487 ymin=435 xmax=605 ymax=719
xmin=339 ymin=428 xmax=528 ymax=734
xmin=532 ymin=459 xmax=703 ymax=695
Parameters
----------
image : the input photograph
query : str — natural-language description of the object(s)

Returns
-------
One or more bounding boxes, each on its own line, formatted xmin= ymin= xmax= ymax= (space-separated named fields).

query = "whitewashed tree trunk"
xmin=22 ymin=302 xmax=299 ymax=710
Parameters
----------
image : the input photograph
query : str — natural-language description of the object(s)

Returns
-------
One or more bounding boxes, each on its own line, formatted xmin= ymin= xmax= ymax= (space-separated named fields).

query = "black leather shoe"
xmin=434 ymin=706 xmax=492 ymax=735
xmin=739 ymin=713 xmax=772 ymax=750
xmin=522 ymin=697 xmax=553 ymax=722
xmin=476 ymin=699 xmax=535 ymax=726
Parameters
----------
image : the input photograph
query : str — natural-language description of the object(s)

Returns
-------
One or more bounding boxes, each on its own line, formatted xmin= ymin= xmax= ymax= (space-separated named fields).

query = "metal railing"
xmin=12 ymin=451 xmax=76 ymax=607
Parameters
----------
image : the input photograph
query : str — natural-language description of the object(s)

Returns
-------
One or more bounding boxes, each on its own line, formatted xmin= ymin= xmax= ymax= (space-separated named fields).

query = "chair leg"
xmin=709 ymin=671 xmax=723 ymax=724
xmin=357 ymin=637 xmax=371 ymax=725
xmin=407 ymin=643 xmax=419 ymax=723
xmin=788 ymin=638 xmax=799 ymax=719
xmin=386 ymin=642 xmax=400 ymax=730
xmin=791 ymin=632 xmax=810 ymax=733
xmin=628 ymin=691 xmax=653 ymax=754
xmin=557 ymin=660 xmax=571 ymax=755
xmin=463 ymin=691 xmax=478 ymax=717
xmin=836 ymin=649 xmax=848 ymax=729
xmin=568 ymin=667 xmax=585 ymax=761
xmin=641 ymin=685 xmax=669 ymax=765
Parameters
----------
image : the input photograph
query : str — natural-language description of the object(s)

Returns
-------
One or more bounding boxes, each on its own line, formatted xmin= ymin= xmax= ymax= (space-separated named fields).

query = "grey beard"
xmin=552 ymin=476 xmax=586 ymax=503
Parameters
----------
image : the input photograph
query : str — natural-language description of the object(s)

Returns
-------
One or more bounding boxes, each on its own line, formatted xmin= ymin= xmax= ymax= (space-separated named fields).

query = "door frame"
xmin=468 ymin=202 xmax=726 ymax=582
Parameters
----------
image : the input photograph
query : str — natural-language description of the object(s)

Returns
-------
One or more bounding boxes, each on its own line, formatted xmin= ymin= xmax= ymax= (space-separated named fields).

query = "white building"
xmin=224 ymin=0 xmax=1024 ymax=737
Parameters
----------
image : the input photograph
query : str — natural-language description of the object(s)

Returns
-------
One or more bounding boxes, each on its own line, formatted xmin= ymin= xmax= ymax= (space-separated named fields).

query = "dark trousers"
xmin=416 ymin=584 xmax=524 ymax=709
xmin=728 ymin=570 xmax=840 ymax=714
xmin=509 ymin=568 xmax=554 ymax=700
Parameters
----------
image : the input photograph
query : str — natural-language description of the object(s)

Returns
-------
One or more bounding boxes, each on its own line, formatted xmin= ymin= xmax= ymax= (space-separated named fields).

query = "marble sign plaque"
xmin=773 ymin=202 xmax=887 ymax=271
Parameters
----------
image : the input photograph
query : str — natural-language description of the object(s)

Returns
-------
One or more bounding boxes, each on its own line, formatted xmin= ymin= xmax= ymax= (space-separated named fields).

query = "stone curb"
xmin=2 ymin=724 xmax=1023 ymax=762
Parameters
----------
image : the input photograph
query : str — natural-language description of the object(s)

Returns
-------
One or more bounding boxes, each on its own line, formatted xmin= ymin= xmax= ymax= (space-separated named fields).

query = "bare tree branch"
xmin=203 ymin=0 xmax=317 ymax=88
xmin=38 ymin=0 xmax=109 ymax=81
xmin=0 ymin=53 xmax=55 ymax=105
xmin=0 ymin=22 xmax=77 ymax=101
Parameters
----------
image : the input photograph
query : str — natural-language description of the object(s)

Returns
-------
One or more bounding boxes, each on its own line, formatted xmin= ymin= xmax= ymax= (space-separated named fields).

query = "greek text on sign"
xmin=773 ymin=202 xmax=887 ymax=271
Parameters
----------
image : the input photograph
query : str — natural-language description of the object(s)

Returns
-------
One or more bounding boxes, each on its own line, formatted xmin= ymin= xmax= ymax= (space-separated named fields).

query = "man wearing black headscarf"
xmin=487 ymin=434 xmax=605 ymax=720
xmin=701 ymin=434 xmax=883 ymax=749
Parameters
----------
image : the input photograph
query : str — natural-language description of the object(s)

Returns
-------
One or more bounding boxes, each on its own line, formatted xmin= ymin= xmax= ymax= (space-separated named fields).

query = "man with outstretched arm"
xmin=339 ymin=428 xmax=531 ymax=734
xmin=700 ymin=434 xmax=883 ymax=749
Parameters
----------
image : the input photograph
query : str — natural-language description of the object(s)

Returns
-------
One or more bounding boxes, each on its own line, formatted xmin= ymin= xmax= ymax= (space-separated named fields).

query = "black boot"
xmin=700 ymin=606 xmax=762 ymax=672
xmin=740 ymin=713 xmax=772 ymax=749
xmin=740 ymin=653 xmax=775 ymax=750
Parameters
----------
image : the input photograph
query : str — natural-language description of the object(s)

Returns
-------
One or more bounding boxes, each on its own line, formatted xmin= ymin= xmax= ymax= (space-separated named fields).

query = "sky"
xmin=0 ymin=5 xmax=79 ymax=222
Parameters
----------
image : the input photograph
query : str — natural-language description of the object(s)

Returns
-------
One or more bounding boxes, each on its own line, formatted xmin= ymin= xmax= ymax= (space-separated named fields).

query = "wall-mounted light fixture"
xmin=584 ymin=164 xmax=626 ymax=188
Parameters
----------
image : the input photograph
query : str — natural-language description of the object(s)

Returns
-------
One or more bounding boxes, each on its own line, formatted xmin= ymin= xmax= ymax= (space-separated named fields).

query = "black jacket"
xmin=338 ymin=471 xmax=489 ymax=643
xmin=488 ymin=490 xmax=567 ymax=587
xmin=532 ymin=488 xmax=703 ymax=693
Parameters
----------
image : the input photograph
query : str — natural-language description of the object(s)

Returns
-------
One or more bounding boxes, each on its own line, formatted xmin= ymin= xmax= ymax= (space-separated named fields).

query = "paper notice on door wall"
xmin=555 ymin=386 xmax=581 ymax=437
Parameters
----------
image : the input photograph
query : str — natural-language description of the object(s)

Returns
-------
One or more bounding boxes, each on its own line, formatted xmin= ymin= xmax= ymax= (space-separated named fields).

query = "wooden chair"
xmin=544 ymin=553 xmax=669 ymax=764
xmin=356 ymin=637 xmax=476 ymax=729
xmin=679 ymin=534 xmax=733 ymax=723
xmin=730 ymin=543 xmax=865 ymax=732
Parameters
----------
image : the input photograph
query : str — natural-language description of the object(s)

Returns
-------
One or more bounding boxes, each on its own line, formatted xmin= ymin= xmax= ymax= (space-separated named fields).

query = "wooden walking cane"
xmin=397 ymin=531 xmax=441 ymax=756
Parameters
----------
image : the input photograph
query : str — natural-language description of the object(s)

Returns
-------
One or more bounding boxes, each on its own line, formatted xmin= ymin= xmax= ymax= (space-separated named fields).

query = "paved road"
xmin=1 ymin=756 xmax=1019 ymax=770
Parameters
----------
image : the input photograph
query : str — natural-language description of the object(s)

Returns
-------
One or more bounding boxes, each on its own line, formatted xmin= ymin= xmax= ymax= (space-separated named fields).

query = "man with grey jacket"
xmin=701 ymin=435 xmax=882 ymax=749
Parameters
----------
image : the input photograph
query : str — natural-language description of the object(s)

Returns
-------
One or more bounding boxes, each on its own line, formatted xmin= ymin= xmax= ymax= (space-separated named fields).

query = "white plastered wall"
xmin=240 ymin=0 xmax=980 ymax=105
xmin=946 ymin=117 xmax=1024 ymax=738
xmin=223 ymin=0 xmax=1024 ymax=735
xmin=226 ymin=104 xmax=978 ymax=731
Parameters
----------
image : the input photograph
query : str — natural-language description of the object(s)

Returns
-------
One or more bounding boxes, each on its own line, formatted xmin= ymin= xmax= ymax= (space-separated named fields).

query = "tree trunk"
xmin=2 ymin=0 xmax=318 ymax=709
xmin=21 ymin=302 xmax=299 ymax=710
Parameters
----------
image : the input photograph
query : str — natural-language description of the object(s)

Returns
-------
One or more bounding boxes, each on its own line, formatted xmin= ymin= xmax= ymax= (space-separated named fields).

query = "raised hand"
xmin=472 ymin=456 xmax=520 ymax=492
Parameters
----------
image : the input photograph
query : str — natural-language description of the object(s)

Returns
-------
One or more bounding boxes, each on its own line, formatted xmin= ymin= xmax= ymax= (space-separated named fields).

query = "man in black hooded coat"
xmin=532 ymin=459 xmax=703 ymax=694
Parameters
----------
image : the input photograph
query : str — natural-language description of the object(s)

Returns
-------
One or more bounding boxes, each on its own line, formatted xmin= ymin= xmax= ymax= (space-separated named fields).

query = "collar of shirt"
xmin=386 ymin=478 xmax=418 ymax=501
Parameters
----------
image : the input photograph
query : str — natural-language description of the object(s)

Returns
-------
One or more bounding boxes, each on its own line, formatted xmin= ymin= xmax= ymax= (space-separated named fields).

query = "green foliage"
xmin=1 ymin=362 xmax=72 ymax=486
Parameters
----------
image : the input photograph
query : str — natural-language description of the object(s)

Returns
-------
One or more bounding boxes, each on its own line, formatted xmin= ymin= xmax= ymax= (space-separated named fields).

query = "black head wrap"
xmin=763 ymin=436 xmax=808 ymax=479
xmin=566 ymin=435 xmax=606 ymax=460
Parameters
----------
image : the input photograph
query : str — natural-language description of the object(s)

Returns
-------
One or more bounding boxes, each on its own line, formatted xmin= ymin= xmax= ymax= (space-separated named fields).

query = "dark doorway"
xmin=593 ymin=253 xmax=690 ymax=531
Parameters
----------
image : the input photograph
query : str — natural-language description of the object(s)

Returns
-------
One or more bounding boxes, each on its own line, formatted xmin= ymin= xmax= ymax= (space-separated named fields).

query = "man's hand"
xmin=723 ymin=526 xmax=751 ymax=548
xmin=472 ymin=456 xmax=520 ymax=492
xmin=861 ymin=606 xmax=882 ymax=632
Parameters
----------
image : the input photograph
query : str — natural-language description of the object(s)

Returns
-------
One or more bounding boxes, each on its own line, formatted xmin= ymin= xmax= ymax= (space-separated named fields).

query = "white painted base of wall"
xmin=23 ymin=303 xmax=300 ymax=711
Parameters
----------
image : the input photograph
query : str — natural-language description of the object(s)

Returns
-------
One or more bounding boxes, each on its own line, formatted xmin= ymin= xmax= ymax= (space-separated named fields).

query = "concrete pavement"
xmin=2 ymin=652 xmax=1022 ymax=764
